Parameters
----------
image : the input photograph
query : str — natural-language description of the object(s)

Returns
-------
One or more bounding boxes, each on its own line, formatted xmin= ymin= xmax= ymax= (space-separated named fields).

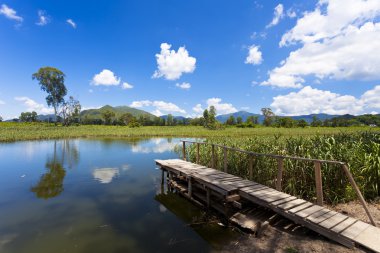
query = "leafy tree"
xmin=311 ymin=116 xmax=322 ymax=127
xmin=102 ymin=110 xmax=115 ymax=125
xmin=236 ymin=116 xmax=243 ymax=124
xmin=226 ymin=115 xmax=236 ymax=125
xmin=261 ymin=108 xmax=275 ymax=126
xmin=208 ymin=106 xmax=217 ymax=127
xmin=19 ymin=111 xmax=38 ymax=122
xmin=119 ymin=113 xmax=134 ymax=126
xmin=246 ymin=115 xmax=259 ymax=125
xmin=297 ymin=119 xmax=308 ymax=128
xmin=0 ymin=115 xmax=2 ymax=122
xmin=60 ymin=96 xmax=81 ymax=126
xmin=203 ymin=109 xmax=209 ymax=127
xmin=166 ymin=114 xmax=174 ymax=126
xmin=128 ymin=117 xmax=141 ymax=128
xmin=32 ymin=67 xmax=67 ymax=124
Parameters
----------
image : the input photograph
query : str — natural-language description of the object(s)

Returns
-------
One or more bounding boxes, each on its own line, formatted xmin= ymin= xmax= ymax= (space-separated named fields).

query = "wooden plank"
xmin=240 ymin=184 xmax=270 ymax=192
xmin=318 ymin=213 xmax=348 ymax=229
xmin=330 ymin=217 xmax=357 ymax=233
xmin=340 ymin=220 xmax=370 ymax=240
xmin=307 ymin=210 xmax=335 ymax=224
xmin=291 ymin=205 xmax=324 ymax=218
xmin=278 ymin=199 xmax=306 ymax=210
xmin=270 ymin=196 xmax=296 ymax=206
xmin=352 ymin=226 xmax=380 ymax=253
xmin=287 ymin=202 xmax=314 ymax=214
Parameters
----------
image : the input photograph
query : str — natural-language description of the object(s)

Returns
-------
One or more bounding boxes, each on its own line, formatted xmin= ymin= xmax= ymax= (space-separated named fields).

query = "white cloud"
xmin=287 ymin=8 xmax=297 ymax=18
xmin=266 ymin=4 xmax=284 ymax=28
xmin=0 ymin=99 xmax=5 ymax=105
xmin=361 ymin=85 xmax=380 ymax=109
xmin=153 ymin=43 xmax=196 ymax=80
xmin=151 ymin=109 xmax=163 ymax=116
xmin=192 ymin=104 xmax=203 ymax=114
xmin=271 ymin=85 xmax=380 ymax=115
xmin=36 ymin=10 xmax=49 ymax=26
xmin=14 ymin=97 xmax=54 ymax=114
xmin=122 ymin=82 xmax=133 ymax=89
xmin=66 ymin=19 xmax=76 ymax=28
xmin=0 ymin=4 xmax=23 ymax=22
xmin=130 ymin=100 xmax=186 ymax=114
xmin=263 ymin=0 xmax=380 ymax=89
xmin=92 ymin=69 xmax=121 ymax=86
xmin=175 ymin=82 xmax=191 ymax=90
xmin=245 ymin=45 xmax=263 ymax=65
xmin=206 ymin=98 xmax=237 ymax=115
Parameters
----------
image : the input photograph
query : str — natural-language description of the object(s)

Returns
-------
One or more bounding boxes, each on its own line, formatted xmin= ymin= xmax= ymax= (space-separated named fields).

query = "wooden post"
xmin=188 ymin=177 xmax=192 ymax=198
xmin=161 ymin=169 xmax=165 ymax=185
xmin=276 ymin=158 xmax=284 ymax=191
xmin=182 ymin=141 xmax=186 ymax=161
xmin=314 ymin=161 xmax=323 ymax=206
xmin=223 ymin=147 xmax=228 ymax=172
xmin=342 ymin=164 xmax=377 ymax=227
xmin=249 ymin=154 xmax=254 ymax=180
xmin=196 ymin=143 xmax=200 ymax=164
xmin=211 ymin=144 xmax=215 ymax=169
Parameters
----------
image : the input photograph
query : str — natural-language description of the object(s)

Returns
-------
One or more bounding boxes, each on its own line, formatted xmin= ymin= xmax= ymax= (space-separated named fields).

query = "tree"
xmin=237 ymin=116 xmax=243 ymax=125
xmin=297 ymin=119 xmax=308 ymax=128
xmin=102 ymin=110 xmax=115 ymax=125
xmin=261 ymin=108 xmax=275 ymax=126
xmin=166 ymin=114 xmax=174 ymax=126
xmin=0 ymin=115 xmax=3 ymax=122
xmin=203 ymin=109 xmax=209 ymax=127
xmin=226 ymin=115 xmax=236 ymax=125
xmin=32 ymin=67 xmax=67 ymax=124
xmin=60 ymin=96 xmax=81 ymax=126
xmin=19 ymin=111 xmax=38 ymax=122
xmin=119 ymin=113 xmax=134 ymax=126
xmin=208 ymin=106 xmax=217 ymax=128
xmin=311 ymin=116 xmax=322 ymax=127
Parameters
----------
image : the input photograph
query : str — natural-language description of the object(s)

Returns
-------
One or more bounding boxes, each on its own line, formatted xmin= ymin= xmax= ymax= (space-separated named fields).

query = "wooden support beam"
xmin=182 ymin=141 xmax=186 ymax=161
xmin=161 ymin=169 xmax=165 ymax=185
xmin=196 ymin=143 xmax=200 ymax=164
xmin=223 ymin=147 xmax=228 ymax=173
xmin=211 ymin=144 xmax=215 ymax=169
xmin=314 ymin=161 xmax=323 ymax=206
xmin=188 ymin=177 xmax=192 ymax=198
xmin=276 ymin=158 xmax=284 ymax=191
xmin=249 ymin=154 xmax=254 ymax=180
xmin=206 ymin=188 xmax=211 ymax=208
xmin=341 ymin=164 xmax=376 ymax=227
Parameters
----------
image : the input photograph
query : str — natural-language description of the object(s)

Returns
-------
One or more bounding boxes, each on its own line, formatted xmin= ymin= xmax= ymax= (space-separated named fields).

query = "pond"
xmin=0 ymin=138 xmax=238 ymax=253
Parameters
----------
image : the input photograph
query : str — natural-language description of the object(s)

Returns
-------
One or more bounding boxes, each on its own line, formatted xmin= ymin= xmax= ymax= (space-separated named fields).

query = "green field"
xmin=0 ymin=122 xmax=377 ymax=142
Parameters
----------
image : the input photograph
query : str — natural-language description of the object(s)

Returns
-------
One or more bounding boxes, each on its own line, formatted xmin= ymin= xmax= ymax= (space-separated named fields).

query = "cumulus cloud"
xmin=175 ymin=82 xmax=191 ymax=90
xmin=130 ymin=100 xmax=186 ymax=115
xmin=122 ymin=82 xmax=133 ymax=89
xmin=192 ymin=104 xmax=203 ymax=114
xmin=263 ymin=0 xmax=380 ymax=89
xmin=0 ymin=4 xmax=23 ymax=22
xmin=92 ymin=69 xmax=121 ymax=86
xmin=271 ymin=85 xmax=380 ymax=115
xmin=93 ymin=168 xmax=119 ymax=184
xmin=153 ymin=43 xmax=196 ymax=80
xmin=245 ymin=45 xmax=263 ymax=65
xmin=36 ymin=10 xmax=49 ymax=26
xmin=66 ymin=19 xmax=76 ymax=28
xmin=266 ymin=4 xmax=284 ymax=28
xmin=206 ymin=98 xmax=237 ymax=115
xmin=14 ymin=97 xmax=53 ymax=114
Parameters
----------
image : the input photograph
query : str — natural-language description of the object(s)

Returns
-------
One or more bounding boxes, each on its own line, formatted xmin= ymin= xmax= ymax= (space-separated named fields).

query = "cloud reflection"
xmin=131 ymin=138 xmax=177 ymax=154
xmin=93 ymin=168 xmax=119 ymax=184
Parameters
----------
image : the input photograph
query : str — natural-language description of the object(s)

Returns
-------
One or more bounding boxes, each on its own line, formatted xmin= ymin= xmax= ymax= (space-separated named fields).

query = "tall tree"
xmin=261 ymin=108 xmax=275 ymax=126
xmin=102 ymin=110 xmax=115 ymax=125
xmin=236 ymin=116 xmax=243 ymax=124
xmin=166 ymin=114 xmax=174 ymax=126
xmin=60 ymin=96 xmax=81 ymax=126
xmin=19 ymin=111 xmax=38 ymax=122
xmin=32 ymin=67 xmax=67 ymax=124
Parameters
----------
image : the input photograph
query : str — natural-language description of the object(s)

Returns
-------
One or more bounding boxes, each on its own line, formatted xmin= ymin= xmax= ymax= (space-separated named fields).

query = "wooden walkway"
xmin=156 ymin=159 xmax=380 ymax=252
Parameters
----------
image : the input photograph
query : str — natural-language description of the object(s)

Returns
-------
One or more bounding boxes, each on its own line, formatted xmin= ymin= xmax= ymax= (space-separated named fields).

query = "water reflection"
xmin=92 ymin=168 xmax=119 ymax=184
xmin=131 ymin=138 xmax=177 ymax=154
xmin=30 ymin=140 xmax=79 ymax=199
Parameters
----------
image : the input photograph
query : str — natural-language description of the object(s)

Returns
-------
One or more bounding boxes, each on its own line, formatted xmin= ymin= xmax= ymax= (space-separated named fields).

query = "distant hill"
xmin=80 ymin=105 xmax=155 ymax=120
xmin=160 ymin=115 xmax=190 ymax=121
xmin=216 ymin=111 xmax=342 ymax=124
xmin=216 ymin=111 xmax=263 ymax=123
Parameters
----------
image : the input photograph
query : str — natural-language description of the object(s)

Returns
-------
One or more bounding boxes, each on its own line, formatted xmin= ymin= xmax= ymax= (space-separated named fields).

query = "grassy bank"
xmin=183 ymin=132 xmax=380 ymax=203
xmin=0 ymin=122 xmax=377 ymax=142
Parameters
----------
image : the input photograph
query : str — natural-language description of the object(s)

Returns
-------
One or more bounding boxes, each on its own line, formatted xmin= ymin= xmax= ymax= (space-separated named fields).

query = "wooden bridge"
xmin=156 ymin=140 xmax=380 ymax=252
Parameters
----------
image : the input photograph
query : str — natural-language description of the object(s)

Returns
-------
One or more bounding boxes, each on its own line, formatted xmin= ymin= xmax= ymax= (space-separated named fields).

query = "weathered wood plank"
xmin=278 ymin=199 xmax=307 ymax=210
xmin=318 ymin=213 xmax=348 ymax=229
xmin=291 ymin=205 xmax=325 ymax=218
xmin=307 ymin=210 xmax=335 ymax=224
xmin=330 ymin=217 xmax=357 ymax=233
xmin=270 ymin=196 xmax=296 ymax=206
xmin=287 ymin=202 xmax=314 ymax=214
xmin=352 ymin=226 xmax=380 ymax=253
xmin=340 ymin=220 xmax=370 ymax=240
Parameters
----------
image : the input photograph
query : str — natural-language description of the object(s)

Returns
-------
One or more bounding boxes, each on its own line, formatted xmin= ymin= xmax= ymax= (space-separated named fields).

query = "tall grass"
xmin=184 ymin=132 xmax=380 ymax=204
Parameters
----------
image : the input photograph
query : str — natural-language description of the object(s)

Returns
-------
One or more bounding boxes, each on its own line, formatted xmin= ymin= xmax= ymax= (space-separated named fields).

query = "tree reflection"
xmin=31 ymin=140 xmax=79 ymax=199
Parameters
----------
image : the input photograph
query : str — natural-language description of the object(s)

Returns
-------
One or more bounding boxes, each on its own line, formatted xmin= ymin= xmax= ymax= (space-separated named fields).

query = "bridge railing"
xmin=180 ymin=140 xmax=376 ymax=227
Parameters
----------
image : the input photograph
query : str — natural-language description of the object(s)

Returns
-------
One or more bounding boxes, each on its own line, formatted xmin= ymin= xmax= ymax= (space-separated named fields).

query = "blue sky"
xmin=0 ymin=0 xmax=380 ymax=119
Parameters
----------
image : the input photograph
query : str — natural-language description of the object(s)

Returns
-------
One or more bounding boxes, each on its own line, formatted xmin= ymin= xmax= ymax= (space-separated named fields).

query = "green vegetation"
xmin=184 ymin=131 xmax=380 ymax=203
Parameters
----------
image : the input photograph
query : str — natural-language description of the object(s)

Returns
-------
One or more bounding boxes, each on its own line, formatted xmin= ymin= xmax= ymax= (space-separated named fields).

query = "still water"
xmin=0 ymin=138 xmax=237 ymax=253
